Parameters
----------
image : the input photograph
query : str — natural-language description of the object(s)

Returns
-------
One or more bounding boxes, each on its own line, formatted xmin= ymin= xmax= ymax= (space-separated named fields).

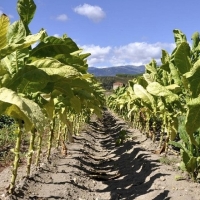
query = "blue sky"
xmin=0 ymin=0 xmax=199 ymax=68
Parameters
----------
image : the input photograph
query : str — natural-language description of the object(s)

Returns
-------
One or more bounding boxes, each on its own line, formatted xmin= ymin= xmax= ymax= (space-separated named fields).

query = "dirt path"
xmin=0 ymin=110 xmax=200 ymax=200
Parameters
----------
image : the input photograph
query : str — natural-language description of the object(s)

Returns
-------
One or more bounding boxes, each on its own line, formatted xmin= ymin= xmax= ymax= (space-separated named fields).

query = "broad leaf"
xmin=43 ymin=98 xmax=54 ymax=120
xmin=169 ymin=117 xmax=178 ymax=140
xmin=54 ymin=80 xmax=74 ymax=98
xmin=174 ymin=42 xmax=191 ymax=74
xmin=54 ymin=53 xmax=89 ymax=74
xmin=161 ymin=49 xmax=170 ymax=64
xmin=17 ymin=0 xmax=36 ymax=25
xmin=4 ymin=65 xmax=50 ymax=92
xmin=70 ymin=96 xmax=81 ymax=113
xmin=165 ymin=84 xmax=181 ymax=93
xmin=168 ymin=62 xmax=181 ymax=85
xmin=145 ymin=59 xmax=157 ymax=74
xmin=30 ymin=36 xmax=79 ymax=58
xmin=185 ymin=96 xmax=200 ymax=136
xmin=147 ymin=82 xmax=179 ymax=104
xmin=143 ymin=73 xmax=154 ymax=84
xmin=173 ymin=29 xmax=187 ymax=46
xmin=184 ymin=59 xmax=200 ymax=97
xmin=0 ymin=87 xmax=45 ymax=132
xmin=7 ymin=20 xmax=26 ymax=44
xmin=2 ymin=48 xmax=29 ymax=76
xmin=191 ymin=32 xmax=200 ymax=50
xmin=28 ymin=58 xmax=80 ymax=80
xmin=0 ymin=14 xmax=10 ymax=49
xmin=0 ymin=29 xmax=46 ymax=59
xmin=147 ymin=82 xmax=178 ymax=98
xmin=134 ymin=84 xmax=155 ymax=105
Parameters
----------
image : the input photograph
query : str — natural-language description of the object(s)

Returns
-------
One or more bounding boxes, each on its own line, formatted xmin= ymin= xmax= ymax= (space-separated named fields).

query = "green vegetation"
xmin=115 ymin=130 xmax=128 ymax=146
xmin=116 ymin=73 xmax=143 ymax=78
xmin=0 ymin=115 xmax=14 ymax=128
xmin=0 ymin=0 xmax=105 ymax=193
xmin=3 ymin=0 xmax=200 ymax=194
xmin=159 ymin=156 xmax=178 ymax=165
xmin=107 ymin=29 xmax=200 ymax=181
xmin=0 ymin=124 xmax=16 ymax=148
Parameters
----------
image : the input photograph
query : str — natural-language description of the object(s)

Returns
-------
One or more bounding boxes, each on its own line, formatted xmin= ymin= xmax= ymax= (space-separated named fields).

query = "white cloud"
xmin=74 ymin=4 xmax=105 ymax=22
xmin=56 ymin=14 xmax=68 ymax=21
xmin=81 ymin=42 xmax=175 ymax=67
xmin=81 ymin=45 xmax=111 ymax=66
xmin=54 ymin=34 xmax=60 ymax=37
xmin=111 ymin=42 xmax=175 ymax=66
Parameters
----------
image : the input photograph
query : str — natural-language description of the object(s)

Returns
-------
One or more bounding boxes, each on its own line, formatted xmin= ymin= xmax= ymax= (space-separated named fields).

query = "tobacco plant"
xmin=107 ymin=29 xmax=200 ymax=180
xmin=0 ymin=0 xmax=105 ymax=193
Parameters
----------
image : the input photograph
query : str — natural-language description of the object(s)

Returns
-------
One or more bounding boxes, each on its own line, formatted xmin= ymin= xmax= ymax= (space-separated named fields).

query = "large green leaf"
xmin=30 ymin=36 xmax=79 ymax=58
xmin=169 ymin=117 xmax=178 ymax=141
xmin=70 ymin=96 xmax=81 ymax=113
xmin=165 ymin=84 xmax=181 ymax=93
xmin=17 ymin=0 xmax=36 ymax=25
xmin=173 ymin=29 xmax=187 ymax=46
xmin=168 ymin=62 xmax=181 ymax=85
xmin=0 ymin=29 xmax=45 ymax=59
xmin=161 ymin=49 xmax=170 ymax=65
xmin=134 ymin=84 xmax=154 ymax=105
xmin=145 ymin=59 xmax=157 ymax=74
xmin=4 ymin=65 xmax=50 ymax=92
xmin=160 ymin=62 xmax=170 ymax=73
xmin=43 ymin=98 xmax=54 ymax=120
xmin=73 ymin=89 xmax=93 ymax=100
xmin=54 ymin=53 xmax=89 ymax=74
xmin=54 ymin=80 xmax=74 ymax=98
xmin=0 ymin=87 xmax=45 ymax=132
xmin=66 ymin=77 xmax=93 ymax=92
xmin=2 ymin=48 xmax=29 ymax=76
xmin=0 ymin=14 xmax=10 ymax=49
xmin=191 ymin=32 xmax=200 ymax=50
xmin=160 ymin=70 xmax=170 ymax=86
xmin=143 ymin=73 xmax=154 ymax=84
xmin=147 ymin=82 xmax=179 ymax=103
xmin=184 ymin=59 xmax=200 ymax=97
xmin=147 ymin=82 xmax=175 ymax=96
xmin=7 ymin=20 xmax=26 ymax=44
xmin=185 ymin=96 xmax=200 ymax=136
xmin=28 ymin=58 xmax=80 ymax=80
xmin=174 ymin=42 xmax=191 ymax=74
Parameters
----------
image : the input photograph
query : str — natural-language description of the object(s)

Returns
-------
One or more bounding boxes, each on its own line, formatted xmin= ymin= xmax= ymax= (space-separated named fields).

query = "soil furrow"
xmin=0 ymin=110 xmax=200 ymax=200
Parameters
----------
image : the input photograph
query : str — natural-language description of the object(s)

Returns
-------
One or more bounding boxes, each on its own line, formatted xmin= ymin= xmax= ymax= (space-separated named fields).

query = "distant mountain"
xmin=88 ymin=65 xmax=145 ymax=76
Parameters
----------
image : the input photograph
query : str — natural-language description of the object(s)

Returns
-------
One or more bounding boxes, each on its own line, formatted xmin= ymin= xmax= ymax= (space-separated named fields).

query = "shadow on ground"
xmin=72 ymin=111 xmax=171 ymax=200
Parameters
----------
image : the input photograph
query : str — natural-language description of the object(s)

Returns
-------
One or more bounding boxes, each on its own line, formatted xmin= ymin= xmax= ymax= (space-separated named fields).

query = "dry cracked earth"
xmin=0 ymin=110 xmax=200 ymax=200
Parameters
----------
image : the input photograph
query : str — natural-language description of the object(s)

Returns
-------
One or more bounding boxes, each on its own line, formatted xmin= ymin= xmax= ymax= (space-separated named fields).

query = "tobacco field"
xmin=1 ymin=0 xmax=200 ymax=199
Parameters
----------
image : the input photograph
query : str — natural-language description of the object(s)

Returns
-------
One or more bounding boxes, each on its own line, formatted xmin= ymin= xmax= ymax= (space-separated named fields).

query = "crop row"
xmin=107 ymin=29 xmax=200 ymax=181
xmin=0 ymin=0 xmax=105 ymax=194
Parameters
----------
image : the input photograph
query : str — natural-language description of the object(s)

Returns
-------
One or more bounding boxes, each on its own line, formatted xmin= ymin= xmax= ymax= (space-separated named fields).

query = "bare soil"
xmin=0 ymin=110 xmax=200 ymax=200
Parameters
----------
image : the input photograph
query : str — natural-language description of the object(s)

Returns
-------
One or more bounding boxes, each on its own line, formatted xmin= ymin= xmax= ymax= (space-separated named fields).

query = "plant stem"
xmin=35 ymin=132 xmax=42 ymax=166
xmin=26 ymin=128 xmax=36 ymax=177
xmin=56 ymin=121 xmax=62 ymax=148
xmin=47 ymin=116 xmax=56 ymax=160
xmin=66 ymin=119 xmax=74 ymax=143
xmin=9 ymin=120 xmax=23 ymax=194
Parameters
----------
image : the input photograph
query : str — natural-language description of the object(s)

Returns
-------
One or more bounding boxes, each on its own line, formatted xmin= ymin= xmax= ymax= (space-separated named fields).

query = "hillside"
xmin=88 ymin=65 xmax=145 ymax=76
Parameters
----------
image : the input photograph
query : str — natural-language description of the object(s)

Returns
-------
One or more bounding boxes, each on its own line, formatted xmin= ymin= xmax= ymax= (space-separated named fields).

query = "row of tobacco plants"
xmin=107 ymin=29 xmax=200 ymax=181
xmin=0 ymin=0 xmax=105 ymax=194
